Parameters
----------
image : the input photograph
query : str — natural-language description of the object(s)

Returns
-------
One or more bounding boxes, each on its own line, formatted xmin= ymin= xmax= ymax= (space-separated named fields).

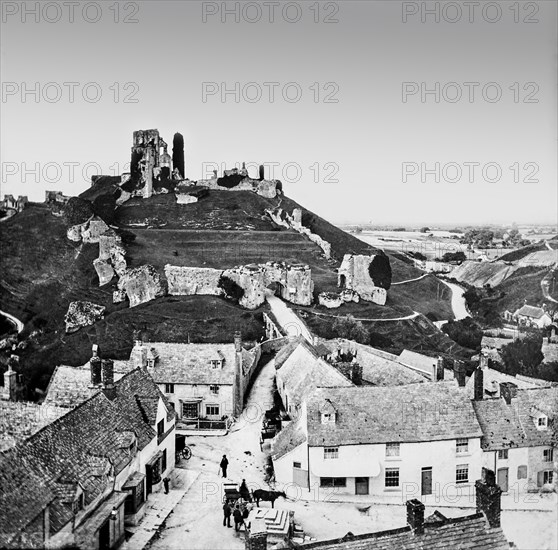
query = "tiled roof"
xmin=299 ymin=513 xmax=509 ymax=550
xmin=43 ymin=363 xmax=128 ymax=409
xmin=272 ymin=419 xmax=307 ymax=460
xmin=514 ymin=305 xmax=547 ymax=319
xmin=472 ymin=399 xmax=526 ymax=450
xmin=473 ymin=387 xmax=557 ymax=449
xmin=0 ymin=401 xmax=68 ymax=451
xmin=0 ymin=368 xmax=173 ymax=545
xmin=144 ymin=342 xmax=238 ymax=385
xmin=465 ymin=367 xmax=542 ymax=398
xmin=398 ymin=350 xmax=437 ymax=375
xmin=306 ymin=382 xmax=482 ymax=447
xmin=276 ymin=343 xmax=353 ymax=409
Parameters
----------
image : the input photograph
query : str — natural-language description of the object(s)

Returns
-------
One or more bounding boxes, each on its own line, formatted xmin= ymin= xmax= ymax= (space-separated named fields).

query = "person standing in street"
xmin=222 ymin=502 xmax=232 ymax=528
xmin=233 ymin=505 xmax=244 ymax=532
xmin=220 ymin=454 xmax=229 ymax=478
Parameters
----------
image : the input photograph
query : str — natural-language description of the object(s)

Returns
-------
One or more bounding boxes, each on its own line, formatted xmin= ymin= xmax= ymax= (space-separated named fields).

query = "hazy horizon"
xmin=1 ymin=1 xmax=556 ymax=226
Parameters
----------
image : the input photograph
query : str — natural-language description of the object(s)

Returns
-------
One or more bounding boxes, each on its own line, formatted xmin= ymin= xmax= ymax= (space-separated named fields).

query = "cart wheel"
xmin=182 ymin=446 xmax=192 ymax=460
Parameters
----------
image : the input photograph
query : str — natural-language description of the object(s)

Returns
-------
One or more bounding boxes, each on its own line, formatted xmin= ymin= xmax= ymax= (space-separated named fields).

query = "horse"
xmin=252 ymin=489 xmax=287 ymax=508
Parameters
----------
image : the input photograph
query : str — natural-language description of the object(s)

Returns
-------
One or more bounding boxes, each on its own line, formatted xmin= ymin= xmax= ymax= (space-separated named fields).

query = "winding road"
xmin=438 ymin=280 xmax=470 ymax=323
xmin=0 ymin=309 xmax=24 ymax=334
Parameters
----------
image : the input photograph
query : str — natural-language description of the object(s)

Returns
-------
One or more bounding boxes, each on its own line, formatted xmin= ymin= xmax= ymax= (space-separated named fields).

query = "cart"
xmin=222 ymin=483 xmax=252 ymax=506
xmin=175 ymin=434 xmax=192 ymax=461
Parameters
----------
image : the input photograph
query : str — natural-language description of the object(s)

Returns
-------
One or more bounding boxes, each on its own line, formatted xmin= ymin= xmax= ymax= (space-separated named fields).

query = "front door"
xmin=421 ymin=467 xmax=432 ymax=495
xmin=99 ymin=520 xmax=110 ymax=550
xmin=293 ymin=464 xmax=309 ymax=489
xmin=355 ymin=477 xmax=369 ymax=495
xmin=497 ymin=468 xmax=509 ymax=492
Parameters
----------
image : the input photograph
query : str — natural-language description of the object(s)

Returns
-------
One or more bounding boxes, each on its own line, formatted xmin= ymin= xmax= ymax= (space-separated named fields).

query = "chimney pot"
xmin=234 ymin=331 xmax=242 ymax=352
xmin=406 ymin=499 xmax=425 ymax=535
xmin=101 ymin=359 xmax=116 ymax=400
xmin=90 ymin=356 xmax=102 ymax=387
xmin=454 ymin=360 xmax=466 ymax=387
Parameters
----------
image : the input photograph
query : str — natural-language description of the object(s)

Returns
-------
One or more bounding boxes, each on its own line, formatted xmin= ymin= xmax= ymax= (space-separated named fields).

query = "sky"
xmin=1 ymin=0 xmax=557 ymax=226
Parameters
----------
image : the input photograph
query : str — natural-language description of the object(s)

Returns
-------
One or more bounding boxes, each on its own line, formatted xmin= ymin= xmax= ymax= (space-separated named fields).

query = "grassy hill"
xmin=0 ymin=189 xmax=457 ymax=395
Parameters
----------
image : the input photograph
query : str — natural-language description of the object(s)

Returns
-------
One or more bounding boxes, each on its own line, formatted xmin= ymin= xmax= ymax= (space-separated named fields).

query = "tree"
xmin=420 ymin=227 xmax=430 ymax=233
xmin=218 ymin=275 xmax=244 ymax=302
xmin=63 ymin=197 xmax=93 ymax=226
xmin=441 ymin=251 xmax=466 ymax=263
xmin=92 ymin=193 xmax=116 ymax=224
xmin=332 ymin=315 xmax=369 ymax=344
xmin=500 ymin=335 xmax=544 ymax=376
xmin=442 ymin=318 xmax=483 ymax=350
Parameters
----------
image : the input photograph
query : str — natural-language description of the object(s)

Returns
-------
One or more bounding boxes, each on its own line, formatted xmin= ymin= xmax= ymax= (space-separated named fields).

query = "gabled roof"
xmin=398 ymin=349 xmax=437 ymax=374
xmin=514 ymin=305 xmax=548 ymax=319
xmin=142 ymin=342 xmax=238 ymax=385
xmin=472 ymin=399 xmax=526 ymax=450
xmin=306 ymin=382 xmax=482 ymax=447
xmin=481 ymin=336 xmax=514 ymax=350
xmin=272 ymin=419 xmax=307 ymax=460
xmin=514 ymin=387 xmax=557 ymax=447
xmin=465 ymin=367 xmax=544 ymax=398
xmin=276 ymin=342 xmax=353 ymax=409
xmin=299 ymin=512 xmax=509 ymax=550
xmin=0 ymin=369 xmax=174 ymax=545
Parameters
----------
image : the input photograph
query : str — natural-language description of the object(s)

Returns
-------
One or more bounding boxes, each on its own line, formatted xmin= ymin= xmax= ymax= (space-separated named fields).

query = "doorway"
xmin=99 ymin=520 xmax=110 ymax=550
xmin=497 ymin=468 xmax=509 ymax=492
xmin=421 ymin=467 xmax=432 ymax=496
xmin=355 ymin=477 xmax=369 ymax=495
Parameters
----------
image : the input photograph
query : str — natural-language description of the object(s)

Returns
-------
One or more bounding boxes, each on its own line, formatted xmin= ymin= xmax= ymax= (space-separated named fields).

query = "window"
xmin=543 ymin=449 xmax=554 ymax=462
xmin=543 ymin=471 xmax=554 ymax=485
xmin=321 ymin=412 xmax=336 ymax=424
xmin=164 ymin=383 xmax=174 ymax=394
xmin=210 ymin=360 xmax=221 ymax=369
xmin=517 ymin=465 xmax=527 ymax=479
xmin=320 ymin=477 xmax=346 ymax=488
xmin=182 ymin=402 xmax=198 ymax=419
xmin=293 ymin=462 xmax=301 ymax=469
xmin=538 ymin=417 xmax=547 ymax=427
xmin=498 ymin=449 xmax=508 ymax=460
xmin=210 ymin=385 xmax=219 ymax=395
xmin=385 ymin=468 xmax=400 ymax=487
xmin=386 ymin=443 xmax=400 ymax=457
xmin=206 ymin=404 xmax=220 ymax=416
xmin=456 ymin=464 xmax=469 ymax=484
xmin=456 ymin=438 xmax=469 ymax=454
xmin=157 ymin=419 xmax=164 ymax=437
xmin=324 ymin=447 xmax=339 ymax=459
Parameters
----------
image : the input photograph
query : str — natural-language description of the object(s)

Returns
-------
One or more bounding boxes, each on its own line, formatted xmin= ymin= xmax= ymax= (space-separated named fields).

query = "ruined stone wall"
xmin=338 ymin=254 xmax=389 ymax=306
xmin=93 ymin=229 xmax=127 ymax=286
xmin=196 ymin=176 xmax=279 ymax=198
xmin=67 ymin=216 xmax=109 ymax=244
xmin=116 ymin=265 xmax=167 ymax=307
xmin=223 ymin=265 xmax=267 ymax=309
xmin=164 ymin=265 xmax=223 ymax=296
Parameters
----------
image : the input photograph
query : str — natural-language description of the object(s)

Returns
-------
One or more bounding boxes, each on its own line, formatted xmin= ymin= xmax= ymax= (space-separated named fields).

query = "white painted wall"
xmin=161 ymin=383 xmax=234 ymax=420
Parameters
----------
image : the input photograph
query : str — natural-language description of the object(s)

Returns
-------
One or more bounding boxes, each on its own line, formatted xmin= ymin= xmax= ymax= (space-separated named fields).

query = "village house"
xmin=0 ymin=365 xmax=176 ymax=549
xmin=272 ymin=381 xmax=483 ymax=497
xmin=507 ymin=303 xmax=554 ymax=329
xmin=122 ymin=331 xmax=261 ymax=428
xmin=397 ymin=349 xmax=455 ymax=382
xmin=472 ymin=370 xmax=557 ymax=495
xmin=263 ymin=472 xmax=510 ymax=549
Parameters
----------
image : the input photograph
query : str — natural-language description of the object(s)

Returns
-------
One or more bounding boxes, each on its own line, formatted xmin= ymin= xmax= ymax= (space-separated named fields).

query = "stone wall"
xmin=67 ymin=216 xmax=109 ymax=244
xmin=196 ymin=175 xmax=279 ymax=198
xmin=116 ymin=265 xmax=167 ymax=307
xmin=65 ymin=301 xmax=105 ymax=333
xmin=338 ymin=254 xmax=390 ymax=305
xmin=266 ymin=207 xmax=332 ymax=259
xmin=94 ymin=229 xmax=127 ymax=287
xmin=164 ymin=265 xmax=223 ymax=296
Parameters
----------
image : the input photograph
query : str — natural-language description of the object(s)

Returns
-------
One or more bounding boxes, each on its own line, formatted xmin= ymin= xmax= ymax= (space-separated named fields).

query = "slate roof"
xmin=272 ymin=419 xmax=307 ymax=460
xmin=472 ymin=387 xmax=557 ymax=450
xmin=276 ymin=342 xmax=353 ymax=409
xmin=142 ymin=342 xmax=238 ymax=385
xmin=398 ymin=350 xmax=438 ymax=375
xmin=465 ymin=367 xmax=542 ymax=398
xmin=306 ymin=382 xmax=482 ymax=447
xmin=514 ymin=305 xmax=548 ymax=319
xmin=0 ymin=401 xmax=68 ymax=451
xmin=0 ymin=368 xmax=174 ymax=546
xmin=298 ymin=512 xmax=509 ymax=550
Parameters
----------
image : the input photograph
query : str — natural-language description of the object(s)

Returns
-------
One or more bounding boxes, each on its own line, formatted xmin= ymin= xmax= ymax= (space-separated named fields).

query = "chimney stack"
xmin=351 ymin=363 xmax=363 ymax=386
xmin=245 ymin=519 xmax=267 ymax=550
xmin=473 ymin=367 xmax=484 ymax=401
xmin=406 ymin=499 xmax=425 ymax=535
xmin=234 ymin=331 xmax=242 ymax=353
xmin=454 ymin=360 xmax=466 ymax=387
xmin=480 ymin=353 xmax=489 ymax=369
xmin=90 ymin=345 xmax=102 ymax=387
xmin=2 ymin=356 xmax=19 ymax=401
xmin=131 ymin=330 xmax=147 ymax=369
xmin=101 ymin=359 xmax=116 ymax=400
xmin=476 ymin=468 xmax=502 ymax=528
xmin=499 ymin=382 xmax=517 ymax=405
xmin=436 ymin=356 xmax=444 ymax=381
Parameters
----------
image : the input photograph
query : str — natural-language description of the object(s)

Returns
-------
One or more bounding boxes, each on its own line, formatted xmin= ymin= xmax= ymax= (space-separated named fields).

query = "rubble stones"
xmin=65 ymin=301 xmax=105 ymax=333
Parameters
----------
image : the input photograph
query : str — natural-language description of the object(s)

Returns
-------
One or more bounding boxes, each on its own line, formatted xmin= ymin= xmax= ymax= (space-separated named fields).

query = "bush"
xmin=218 ymin=276 xmax=245 ymax=302
xmin=442 ymin=318 xmax=483 ymax=350
xmin=500 ymin=335 xmax=544 ymax=376
xmin=63 ymin=197 xmax=94 ymax=226
xmin=93 ymin=193 xmax=117 ymax=224
xmin=332 ymin=315 xmax=368 ymax=344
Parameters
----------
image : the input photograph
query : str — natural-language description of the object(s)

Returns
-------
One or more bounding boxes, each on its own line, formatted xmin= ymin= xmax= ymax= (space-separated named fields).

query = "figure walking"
xmin=163 ymin=477 xmax=170 ymax=494
xmin=222 ymin=502 xmax=232 ymax=528
xmin=239 ymin=479 xmax=251 ymax=502
xmin=220 ymin=454 xmax=229 ymax=478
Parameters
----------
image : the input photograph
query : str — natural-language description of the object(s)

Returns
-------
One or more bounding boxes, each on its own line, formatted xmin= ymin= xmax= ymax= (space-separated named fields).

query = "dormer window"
xmin=538 ymin=416 xmax=547 ymax=427
xmin=321 ymin=412 xmax=336 ymax=424
xmin=210 ymin=360 xmax=222 ymax=369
